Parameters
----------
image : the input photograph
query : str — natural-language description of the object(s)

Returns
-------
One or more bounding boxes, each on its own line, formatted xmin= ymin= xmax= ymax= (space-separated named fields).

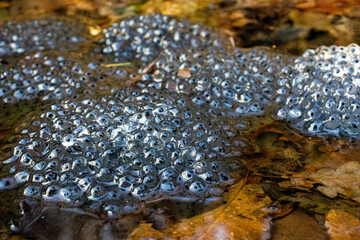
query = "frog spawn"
xmin=1 ymin=15 xmax=360 ymax=141
xmin=0 ymin=51 xmax=134 ymax=103
xmin=100 ymin=14 xmax=225 ymax=65
xmin=135 ymin=47 xmax=293 ymax=118
xmin=101 ymin=14 xmax=294 ymax=118
xmin=276 ymin=44 xmax=360 ymax=139
xmin=1 ymin=14 xmax=360 ymax=237
xmin=0 ymin=18 xmax=89 ymax=56
xmin=0 ymin=16 xmax=252 ymax=221
xmin=0 ymin=14 xmax=227 ymax=104
xmin=0 ymin=88 xmax=247 ymax=218
xmin=0 ymin=14 xmax=293 ymax=113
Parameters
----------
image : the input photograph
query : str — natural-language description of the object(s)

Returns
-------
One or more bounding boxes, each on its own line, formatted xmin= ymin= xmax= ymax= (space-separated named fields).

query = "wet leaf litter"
xmin=129 ymin=180 xmax=273 ymax=240
xmin=1 ymin=0 xmax=360 ymax=239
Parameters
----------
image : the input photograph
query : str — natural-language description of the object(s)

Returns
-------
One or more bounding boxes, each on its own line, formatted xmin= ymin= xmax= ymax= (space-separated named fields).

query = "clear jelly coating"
xmin=0 ymin=51 xmax=136 ymax=103
xmin=101 ymin=14 xmax=293 ymax=119
xmin=0 ymin=17 xmax=89 ymax=56
xmin=1 ymin=14 xmax=359 ymax=220
xmin=100 ymin=14 xmax=225 ymax=64
xmin=135 ymin=47 xmax=293 ymax=118
xmin=276 ymin=44 xmax=360 ymax=139
xmin=0 ymin=88 xmax=248 ymax=217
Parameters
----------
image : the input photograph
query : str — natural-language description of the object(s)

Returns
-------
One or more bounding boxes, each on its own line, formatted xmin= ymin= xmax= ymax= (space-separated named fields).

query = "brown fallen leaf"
xmin=290 ymin=161 xmax=360 ymax=202
xmin=246 ymin=176 xmax=263 ymax=184
xmin=299 ymin=139 xmax=357 ymax=171
xmin=295 ymin=0 xmax=355 ymax=14
xmin=141 ymin=0 xmax=219 ymax=19
xmin=272 ymin=209 xmax=328 ymax=240
xmin=304 ymin=164 xmax=317 ymax=173
xmin=128 ymin=223 xmax=166 ymax=240
xmin=129 ymin=181 xmax=272 ymax=239
xmin=6 ymin=236 xmax=26 ymax=240
xmin=279 ymin=190 xmax=360 ymax=216
xmin=0 ymin=2 xmax=9 ymax=8
xmin=270 ymin=123 xmax=305 ymax=144
xmin=290 ymin=177 xmax=315 ymax=189
xmin=248 ymin=131 xmax=303 ymax=176
xmin=254 ymin=121 xmax=305 ymax=149
xmin=162 ymin=182 xmax=272 ymax=239
xmin=0 ymin=129 xmax=10 ymax=143
xmin=232 ymin=18 xmax=257 ymax=27
xmin=264 ymin=202 xmax=294 ymax=219
xmin=325 ymin=209 xmax=360 ymax=240
xmin=254 ymin=122 xmax=280 ymax=138
xmin=177 ymin=68 xmax=191 ymax=78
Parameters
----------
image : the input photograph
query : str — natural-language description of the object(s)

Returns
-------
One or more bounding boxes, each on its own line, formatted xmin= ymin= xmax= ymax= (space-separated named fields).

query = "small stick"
xmin=103 ymin=62 xmax=131 ymax=67
xmin=128 ymin=48 xmax=166 ymax=86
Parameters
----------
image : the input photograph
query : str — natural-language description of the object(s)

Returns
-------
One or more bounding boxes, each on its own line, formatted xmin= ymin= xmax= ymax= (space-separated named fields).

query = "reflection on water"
xmin=0 ymin=1 xmax=360 ymax=239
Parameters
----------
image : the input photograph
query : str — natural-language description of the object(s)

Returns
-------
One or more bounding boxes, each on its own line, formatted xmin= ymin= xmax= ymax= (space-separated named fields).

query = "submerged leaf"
xmin=271 ymin=209 xmax=328 ymax=240
xmin=279 ymin=191 xmax=360 ymax=216
xmin=129 ymin=181 xmax=272 ymax=239
xmin=325 ymin=209 xmax=360 ymax=240
xmin=164 ymin=183 xmax=272 ymax=239
xmin=128 ymin=223 xmax=165 ymax=239
xmin=290 ymin=161 xmax=360 ymax=202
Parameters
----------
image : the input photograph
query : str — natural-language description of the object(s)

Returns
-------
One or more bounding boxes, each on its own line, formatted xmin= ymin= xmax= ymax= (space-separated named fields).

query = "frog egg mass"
xmin=0 ymin=14 xmax=360 ymax=224
xmin=0 ymin=51 xmax=132 ymax=103
xmin=0 ymin=88 xmax=247 ymax=217
xmin=277 ymin=44 xmax=360 ymax=139
xmin=138 ymin=47 xmax=292 ymax=118
xmin=100 ymin=14 xmax=225 ymax=64
xmin=0 ymin=18 xmax=89 ymax=56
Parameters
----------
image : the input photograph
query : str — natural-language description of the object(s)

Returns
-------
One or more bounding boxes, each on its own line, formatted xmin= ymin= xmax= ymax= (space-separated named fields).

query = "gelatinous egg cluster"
xmin=1 ymin=14 xmax=360 ymax=221
xmin=101 ymin=14 xmax=294 ymax=119
xmin=136 ymin=47 xmax=293 ymax=117
xmin=277 ymin=44 xmax=360 ymax=139
xmin=0 ymin=18 xmax=88 ymax=56
xmin=0 ymin=88 xmax=246 ymax=217
xmin=100 ymin=14 xmax=225 ymax=65
xmin=0 ymin=52 xmax=134 ymax=103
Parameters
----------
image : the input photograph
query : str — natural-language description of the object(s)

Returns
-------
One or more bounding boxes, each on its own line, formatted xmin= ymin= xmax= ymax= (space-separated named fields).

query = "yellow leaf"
xmin=163 ymin=181 xmax=272 ymax=239
xmin=272 ymin=209 xmax=328 ymax=240
xmin=0 ymin=2 xmax=10 ymax=8
xmin=229 ymin=11 xmax=245 ymax=20
xmin=325 ymin=209 xmax=360 ymax=240
xmin=128 ymin=223 xmax=165 ymax=239
xmin=127 ymin=181 xmax=272 ymax=239
xmin=141 ymin=0 xmax=220 ymax=18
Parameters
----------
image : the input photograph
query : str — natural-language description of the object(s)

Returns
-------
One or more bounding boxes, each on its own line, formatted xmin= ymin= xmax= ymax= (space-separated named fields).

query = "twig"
xmin=128 ymin=48 xmax=166 ymax=86
xmin=278 ymin=122 xmax=306 ymax=140
xmin=103 ymin=62 xmax=131 ymax=67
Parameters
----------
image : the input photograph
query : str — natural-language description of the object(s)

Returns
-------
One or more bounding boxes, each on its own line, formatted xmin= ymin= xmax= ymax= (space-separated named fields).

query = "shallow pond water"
xmin=0 ymin=0 xmax=360 ymax=239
